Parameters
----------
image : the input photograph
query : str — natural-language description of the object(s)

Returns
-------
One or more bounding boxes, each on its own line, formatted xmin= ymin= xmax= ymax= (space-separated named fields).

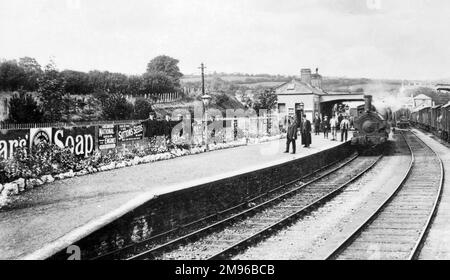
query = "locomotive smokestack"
xmin=364 ymin=95 xmax=373 ymax=112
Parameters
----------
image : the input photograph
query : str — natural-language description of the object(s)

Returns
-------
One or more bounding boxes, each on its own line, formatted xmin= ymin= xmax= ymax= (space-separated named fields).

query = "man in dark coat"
xmin=322 ymin=116 xmax=330 ymax=139
xmin=284 ymin=117 xmax=298 ymax=154
xmin=313 ymin=113 xmax=321 ymax=135
xmin=142 ymin=112 xmax=160 ymax=138
xmin=301 ymin=114 xmax=312 ymax=148
xmin=340 ymin=115 xmax=350 ymax=142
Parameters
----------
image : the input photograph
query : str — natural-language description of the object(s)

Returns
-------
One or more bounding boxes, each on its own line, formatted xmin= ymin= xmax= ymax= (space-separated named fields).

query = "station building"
xmin=413 ymin=94 xmax=433 ymax=108
xmin=274 ymin=68 xmax=364 ymax=128
xmin=274 ymin=68 xmax=324 ymax=123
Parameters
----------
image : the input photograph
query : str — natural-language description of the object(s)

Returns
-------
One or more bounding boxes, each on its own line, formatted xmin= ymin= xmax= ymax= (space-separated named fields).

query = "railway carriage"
xmin=431 ymin=105 xmax=442 ymax=133
xmin=418 ymin=106 xmax=431 ymax=131
xmin=443 ymin=103 xmax=450 ymax=142
xmin=410 ymin=102 xmax=450 ymax=143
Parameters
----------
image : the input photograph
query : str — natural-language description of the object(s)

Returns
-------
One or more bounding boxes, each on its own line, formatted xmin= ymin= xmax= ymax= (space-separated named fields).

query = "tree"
xmin=0 ymin=60 xmax=27 ymax=91
xmin=133 ymin=98 xmax=154 ymax=119
xmin=8 ymin=90 xmax=43 ymax=123
xmin=253 ymin=89 xmax=277 ymax=113
xmin=142 ymin=72 xmax=176 ymax=94
xmin=92 ymin=90 xmax=110 ymax=106
xmin=38 ymin=63 xmax=66 ymax=122
xmin=101 ymin=93 xmax=134 ymax=120
xmin=61 ymin=70 xmax=90 ymax=95
xmin=146 ymin=55 xmax=183 ymax=88
xmin=81 ymin=96 xmax=102 ymax=121
xmin=127 ymin=75 xmax=144 ymax=95
xmin=18 ymin=57 xmax=42 ymax=90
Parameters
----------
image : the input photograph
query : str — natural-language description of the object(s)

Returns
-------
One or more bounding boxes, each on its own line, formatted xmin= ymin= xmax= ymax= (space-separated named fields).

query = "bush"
xmin=7 ymin=90 xmax=43 ymax=123
xmin=0 ymin=143 xmax=82 ymax=183
xmin=134 ymin=98 xmax=154 ymax=119
xmin=101 ymin=93 xmax=134 ymax=120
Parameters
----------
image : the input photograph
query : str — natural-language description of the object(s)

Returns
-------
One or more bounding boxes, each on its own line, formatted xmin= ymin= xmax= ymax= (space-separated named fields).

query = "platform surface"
xmin=0 ymin=133 xmax=349 ymax=259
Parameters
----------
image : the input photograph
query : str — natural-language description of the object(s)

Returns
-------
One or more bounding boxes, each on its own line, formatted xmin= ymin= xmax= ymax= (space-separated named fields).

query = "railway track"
xmin=125 ymin=153 xmax=383 ymax=260
xmin=93 ymin=153 xmax=359 ymax=260
xmin=325 ymin=131 xmax=444 ymax=260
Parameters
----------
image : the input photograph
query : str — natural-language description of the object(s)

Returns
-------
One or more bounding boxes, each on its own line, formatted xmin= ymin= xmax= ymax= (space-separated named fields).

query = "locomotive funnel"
xmin=364 ymin=95 xmax=373 ymax=112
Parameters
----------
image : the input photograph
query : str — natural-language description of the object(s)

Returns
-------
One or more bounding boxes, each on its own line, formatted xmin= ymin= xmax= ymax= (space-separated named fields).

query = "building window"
xmin=278 ymin=103 xmax=286 ymax=114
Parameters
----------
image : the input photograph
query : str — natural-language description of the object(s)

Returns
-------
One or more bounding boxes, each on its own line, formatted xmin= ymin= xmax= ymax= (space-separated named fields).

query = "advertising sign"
xmin=30 ymin=128 xmax=52 ymax=147
xmin=53 ymin=126 xmax=95 ymax=157
xmin=0 ymin=129 xmax=29 ymax=159
xmin=117 ymin=124 xmax=143 ymax=142
xmin=98 ymin=124 xmax=117 ymax=150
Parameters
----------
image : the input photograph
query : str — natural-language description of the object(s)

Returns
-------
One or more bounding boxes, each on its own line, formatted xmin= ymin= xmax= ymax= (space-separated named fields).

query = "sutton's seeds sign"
xmin=117 ymin=124 xmax=143 ymax=142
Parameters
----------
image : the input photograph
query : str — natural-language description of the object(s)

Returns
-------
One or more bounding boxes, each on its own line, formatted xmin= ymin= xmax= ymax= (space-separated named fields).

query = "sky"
xmin=1 ymin=0 xmax=449 ymax=80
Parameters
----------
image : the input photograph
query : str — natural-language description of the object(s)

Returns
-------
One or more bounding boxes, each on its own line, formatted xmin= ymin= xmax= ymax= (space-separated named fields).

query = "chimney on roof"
xmin=316 ymin=68 xmax=319 ymax=74
xmin=301 ymin=69 xmax=311 ymax=85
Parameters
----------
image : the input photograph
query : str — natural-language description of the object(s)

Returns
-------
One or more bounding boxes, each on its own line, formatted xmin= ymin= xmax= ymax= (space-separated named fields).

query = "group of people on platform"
xmin=285 ymin=112 xmax=352 ymax=154
xmin=142 ymin=112 xmax=180 ymax=140
xmin=285 ymin=114 xmax=311 ymax=154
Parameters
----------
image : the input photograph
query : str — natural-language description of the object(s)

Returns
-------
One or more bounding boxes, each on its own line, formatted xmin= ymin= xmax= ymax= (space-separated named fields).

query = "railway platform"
xmin=412 ymin=129 xmax=450 ymax=259
xmin=0 ymin=133 xmax=349 ymax=260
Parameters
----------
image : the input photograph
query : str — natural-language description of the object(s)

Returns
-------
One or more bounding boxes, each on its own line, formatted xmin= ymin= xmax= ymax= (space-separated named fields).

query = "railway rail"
xmin=124 ymin=153 xmax=383 ymax=260
xmin=93 ymin=153 xmax=358 ymax=260
xmin=325 ymin=131 xmax=444 ymax=260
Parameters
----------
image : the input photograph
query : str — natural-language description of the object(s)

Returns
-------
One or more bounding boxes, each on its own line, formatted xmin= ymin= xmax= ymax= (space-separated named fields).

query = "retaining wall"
xmin=49 ymin=142 xmax=353 ymax=260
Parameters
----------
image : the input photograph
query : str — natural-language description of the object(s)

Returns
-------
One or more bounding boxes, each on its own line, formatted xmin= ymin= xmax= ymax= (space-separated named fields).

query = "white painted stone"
xmin=3 ymin=183 xmax=19 ymax=196
xmin=44 ymin=175 xmax=55 ymax=183
xmin=13 ymin=178 xmax=26 ymax=192
xmin=35 ymin=179 xmax=44 ymax=186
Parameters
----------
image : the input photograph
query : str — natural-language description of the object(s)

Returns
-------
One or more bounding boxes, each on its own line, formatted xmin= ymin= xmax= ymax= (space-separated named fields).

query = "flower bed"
xmin=0 ymin=135 xmax=281 ymax=208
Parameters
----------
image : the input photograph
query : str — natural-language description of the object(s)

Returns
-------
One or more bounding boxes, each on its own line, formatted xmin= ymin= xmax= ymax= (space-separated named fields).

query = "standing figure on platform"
xmin=313 ymin=113 xmax=321 ymax=136
xmin=143 ymin=111 xmax=159 ymax=139
xmin=330 ymin=115 xmax=338 ymax=141
xmin=322 ymin=116 xmax=330 ymax=139
xmin=340 ymin=116 xmax=350 ymax=142
xmin=284 ymin=117 xmax=298 ymax=154
xmin=163 ymin=114 xmax=172 ymax=141
xmin=301 ymin=114 xmax=312 ymax=148
xmin=338 ymin=113 xmax=344 ymax=130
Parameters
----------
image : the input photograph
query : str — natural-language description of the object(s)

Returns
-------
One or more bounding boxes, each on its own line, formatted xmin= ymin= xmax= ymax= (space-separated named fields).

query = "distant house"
xmin=413 ymin=94 xmax=433 ymax=108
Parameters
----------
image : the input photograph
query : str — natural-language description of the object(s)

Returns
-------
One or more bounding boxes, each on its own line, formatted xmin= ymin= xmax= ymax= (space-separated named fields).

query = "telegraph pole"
xmin=199 ymin=63 xmax=206 ymax=95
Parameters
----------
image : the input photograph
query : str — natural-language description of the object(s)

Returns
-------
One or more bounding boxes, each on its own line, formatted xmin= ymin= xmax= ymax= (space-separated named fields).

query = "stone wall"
xmin=50 ymin=142 xmax=353 ymax=260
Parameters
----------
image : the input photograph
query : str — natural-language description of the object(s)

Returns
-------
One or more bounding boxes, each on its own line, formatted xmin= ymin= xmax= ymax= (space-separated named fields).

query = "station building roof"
xmin=274 ymin=79 xmax=326 ymax=96
xmin=413 ymin=94 xmax=432 ymax=100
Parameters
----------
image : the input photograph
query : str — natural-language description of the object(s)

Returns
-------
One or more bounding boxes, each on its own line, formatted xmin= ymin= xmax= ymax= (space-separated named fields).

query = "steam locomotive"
xmin=351 ymin=95 xmax=392 ymax=146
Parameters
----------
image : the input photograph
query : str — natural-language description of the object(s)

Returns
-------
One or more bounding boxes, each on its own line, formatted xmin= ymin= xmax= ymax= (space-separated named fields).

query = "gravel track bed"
xmin=97 ymin=155 xmax=358 ymax=259
xmin=234 ymin=134 xmax=412 ymax=260
xmin=157 ymin=156 xmax=379 ymax=260
xmin=335 ymin=132 xmax=442 ymax=260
